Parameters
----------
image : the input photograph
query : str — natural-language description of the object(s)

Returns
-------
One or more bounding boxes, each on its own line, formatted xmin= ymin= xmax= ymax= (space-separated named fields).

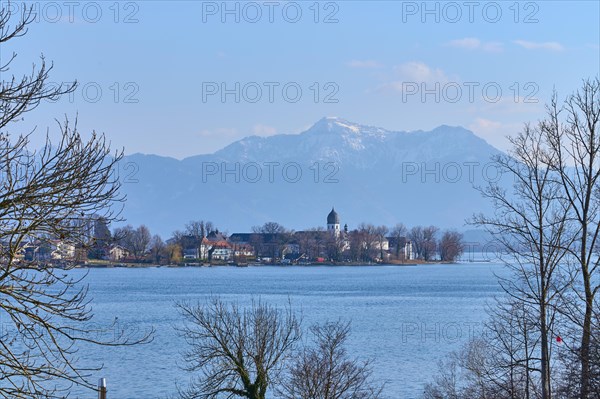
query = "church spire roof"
xmin=327 ymin=207 xmax=340 ymax=224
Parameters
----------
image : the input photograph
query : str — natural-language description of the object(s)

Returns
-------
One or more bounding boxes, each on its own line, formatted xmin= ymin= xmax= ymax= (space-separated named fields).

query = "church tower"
xmin=327 ymin=207 xmax=341 ymax=237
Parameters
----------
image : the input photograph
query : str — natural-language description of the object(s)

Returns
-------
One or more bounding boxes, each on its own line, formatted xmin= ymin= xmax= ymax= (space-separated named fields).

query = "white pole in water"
xmin=98 ymin=378 xmax=107 ymax=399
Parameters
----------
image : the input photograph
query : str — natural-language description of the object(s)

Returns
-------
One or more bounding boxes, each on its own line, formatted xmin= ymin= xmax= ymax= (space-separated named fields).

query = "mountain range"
xmin=118 ymin=117 xmax=503 ymax=238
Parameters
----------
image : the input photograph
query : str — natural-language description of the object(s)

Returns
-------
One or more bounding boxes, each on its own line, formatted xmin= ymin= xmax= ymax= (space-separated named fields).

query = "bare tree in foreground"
xmin=542 ymin=78 xmax=600 ymax=398
xmin=471 ymin=119 xmax=573 ymax=399
xmin=176 ymin=298 xmax=302 ymax=399
xmin=424 ymin=300 xmax=543 ymax=399
xmin=0 ymin=4 xmax=151 ymax=397
xmin=176 ymin=298 xmax=385 ymax=399
xmin=279 ymin=321 xmax=384 ymax=399
xmin=426 ymin=78 xmax=600 ymax=399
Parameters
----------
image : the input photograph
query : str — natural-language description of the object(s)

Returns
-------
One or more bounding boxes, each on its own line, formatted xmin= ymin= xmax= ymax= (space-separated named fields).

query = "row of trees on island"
xmin=96 ymin=220 xmax=466 ymax=265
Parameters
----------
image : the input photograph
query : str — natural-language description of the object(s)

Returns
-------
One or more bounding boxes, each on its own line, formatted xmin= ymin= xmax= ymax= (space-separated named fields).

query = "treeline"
xmin=95 ymin=220 xmax=465 ymax=264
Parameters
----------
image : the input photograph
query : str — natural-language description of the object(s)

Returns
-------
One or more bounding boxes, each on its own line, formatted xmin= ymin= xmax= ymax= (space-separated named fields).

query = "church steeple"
xmin=327 ymin=207 xmax=340 ymax=237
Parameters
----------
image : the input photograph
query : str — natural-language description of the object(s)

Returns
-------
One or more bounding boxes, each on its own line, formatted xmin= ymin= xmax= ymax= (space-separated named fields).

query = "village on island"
xmin=19 ymin=207 xmax=466 ymax=267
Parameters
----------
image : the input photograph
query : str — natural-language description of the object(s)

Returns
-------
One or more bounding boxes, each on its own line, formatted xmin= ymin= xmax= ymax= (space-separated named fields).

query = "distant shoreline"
xmin=74 ymin=260 xmax=486 ymax=269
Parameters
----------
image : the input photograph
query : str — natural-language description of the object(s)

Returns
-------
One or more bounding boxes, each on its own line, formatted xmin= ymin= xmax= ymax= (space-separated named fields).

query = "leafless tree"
xmin=483 ymin=300 xmax=541 ymax=399
xmin=176 ymin=297 xmax=302 ymax=399
xmin=356 ymin=223 xmax=378 ymax=262
xmin=130 ymin=225 xmax=151 ymax=260
xmin=252 ymin=222 xmax=292 ymax=262
xmin=408 ymin=227 xmax=424 ymax=260
xmin=423 ymin=349 xmax=462 ymax=399
xmin=113 ymin=224 xmax=151 ymax=261
xmin=278 ymin=321 xmax=384 ymax=399
xmin=171 ymin=229 xmax=185 ymax=244
xmin=555 ymin=302 xmax=600 ymax=398
xmin=0 ymin=6 xmax=74 ymax=129
xmin=422 ymin=226 xmax=439 ymax=261
xmin=297 ymin=228 xmax=325 ymax=260
xmin=0 ymin=3 xmax=151 ymax=397
xmin=390 ymin=223 xmax=407 ymax=260
xmin=186 ymin=220 xmax=211 ymax=260
xmin=428 ymin=78 xmax=600 ymax=399
xmin=88 ymin=216 xmax=111 ymax=260
xmin=424 ymin=300 xmax=540 ymax=399
xmin=409 ymin=226 xmax=438 ymax=261
xmin=374 ymin=225 xmax=389 ymax=262
xmin=253 ymin=222 xmax=286 ymax=235
xmin=541 ymin=78 xmax=600 ymax=398
xmin=471 ymin=121 xmax=575 ymax=399
xmin=186 ymin=220 xmax=206 ymax=239
xmin=249 ymin=233 xmax=265 ymax=259
xmin=346 ymin=230 xmax=364 ymax=262
xmin=149 ymin=234 xmax=167 ymax=264
xmin=325 ymin=232 xmax=345 ymax=262
xmin=439 ymin=230 xmax=464 ymax=262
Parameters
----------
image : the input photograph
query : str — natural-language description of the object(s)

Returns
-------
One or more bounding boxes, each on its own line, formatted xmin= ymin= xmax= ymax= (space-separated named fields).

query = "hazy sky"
xmin=4 ymin=0 xmax=599 ymax=159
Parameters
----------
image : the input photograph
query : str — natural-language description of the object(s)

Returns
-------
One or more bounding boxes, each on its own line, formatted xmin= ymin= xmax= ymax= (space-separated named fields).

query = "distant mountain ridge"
xmin=119 ymin=117 xmax=503 ymax=237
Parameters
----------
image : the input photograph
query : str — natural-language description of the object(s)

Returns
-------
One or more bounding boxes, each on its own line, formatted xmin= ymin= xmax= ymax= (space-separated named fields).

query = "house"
xmin=167 ymin=234 xmax=203 ymax=260
xmin=183 ymin=248 xmax=199 ymax=260
xmin=201 ymin=238 xmax=232 ymax=261
xmin=109 ymin=245 xmax=130 ymax=262
xmin=211 ymin=242 xmax=233 ymax=260
xmin=230 ymin=243 xmax=254 ymax=258
xmin=50 ymin=240 xmax=76 ymax=260
xmin=229 ymin=232 xmax=289 ymax=260
xmin=373 ymin=239 xmax=389 ymax=251
xmin=201 ymin=230 xmax=233 ymax=261
xmin=386 ymin=236 xmax=414 ymax=260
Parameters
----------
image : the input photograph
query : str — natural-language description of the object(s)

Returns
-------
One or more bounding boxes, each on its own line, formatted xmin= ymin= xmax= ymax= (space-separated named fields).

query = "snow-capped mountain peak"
xmin=124 ymin=118 xmax=503 ymax=235
xmin=305 ymin=117 xmax=390 ymax=139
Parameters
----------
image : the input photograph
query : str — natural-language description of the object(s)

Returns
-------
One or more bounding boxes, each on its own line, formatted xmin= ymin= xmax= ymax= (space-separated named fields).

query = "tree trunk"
xmin=541 ymin=301 xmax=551 ymax=399
xmin=580 ymin=278 xmax=593 ymax=399
xmin=524 ymin=318 xmax=531 ymax=399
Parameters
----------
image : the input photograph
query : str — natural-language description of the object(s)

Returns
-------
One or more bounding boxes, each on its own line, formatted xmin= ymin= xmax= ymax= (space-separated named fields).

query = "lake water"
xmin=67 ymin=263 xmax=506 ymax=399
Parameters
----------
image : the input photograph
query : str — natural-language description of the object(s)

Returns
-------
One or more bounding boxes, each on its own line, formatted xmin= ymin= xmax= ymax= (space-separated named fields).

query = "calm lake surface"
xmin=68 ymin=263 xmax=506 ymax=399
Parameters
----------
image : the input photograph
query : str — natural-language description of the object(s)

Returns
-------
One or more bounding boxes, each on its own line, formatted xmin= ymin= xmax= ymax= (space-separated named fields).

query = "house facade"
xmin=109 ymin=245 xmax=130 ymax=262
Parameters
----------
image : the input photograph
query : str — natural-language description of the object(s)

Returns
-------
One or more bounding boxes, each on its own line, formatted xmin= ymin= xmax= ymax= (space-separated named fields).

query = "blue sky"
xmin=4 ymin=0 xmax=599 ymax=158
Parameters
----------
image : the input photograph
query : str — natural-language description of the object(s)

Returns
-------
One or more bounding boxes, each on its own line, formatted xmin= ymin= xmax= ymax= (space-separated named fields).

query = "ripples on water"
xmin=66 ymin=263 xmax=506 ymax=399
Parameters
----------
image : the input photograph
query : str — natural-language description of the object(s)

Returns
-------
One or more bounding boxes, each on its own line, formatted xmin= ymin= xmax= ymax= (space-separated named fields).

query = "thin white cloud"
xmin=252 ymin=124 xmax=277 ymax=136
xmin=514 ymin=40 xmax=564 ymax=51
xmin=447 ymin=38 xmax=503 ymax=52
xmin=347 ymin=60 xmax=383 ymax=69
xmin=379 ymin=61 xmax=453 ymax=93
xmin=448 ymin=38 xmax=481 ymax=49
xmin=393 ymin=61 xmax=450 ymax=84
